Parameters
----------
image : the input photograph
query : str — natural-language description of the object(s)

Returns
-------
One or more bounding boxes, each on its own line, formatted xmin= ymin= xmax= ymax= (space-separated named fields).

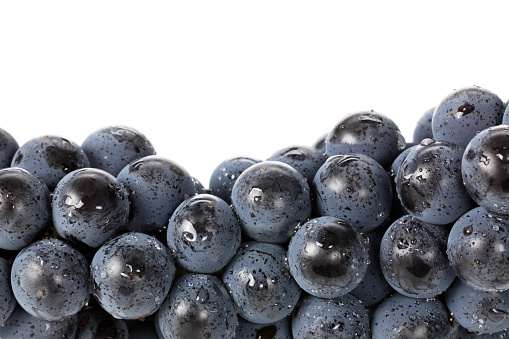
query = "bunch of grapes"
xmin=1 ymin=86 xmax=509 ymax=338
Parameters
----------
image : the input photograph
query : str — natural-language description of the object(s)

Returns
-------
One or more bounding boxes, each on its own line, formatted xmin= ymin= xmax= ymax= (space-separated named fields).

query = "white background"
xmin=0 ymin=1 xmax=508 ymax=185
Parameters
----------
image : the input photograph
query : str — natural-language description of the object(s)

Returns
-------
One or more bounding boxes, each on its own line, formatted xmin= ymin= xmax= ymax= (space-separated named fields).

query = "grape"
xmin=267 ymin=145 xmax=326 ymax=186
xmin=313 ymin=154 xmax=392 ymax=232
xmin=167 ymin=194 xmax=241 ymax=273
xmin=0 ymin=128 xmax=18 ymax=169
xmin=447 ymin=207 xmax=509 ymax=292
xmin=11 ymin=238 xmax=90 ymax=321
xmin=116 ymin=155 xmax=197 ymax=233
xmin=52 ymin=168 xmax=130 ymax=249
xmin=0 ymin=304 xmax=78 ymax=339
xmin=231 ymin=161 xmax=311 ymax=244
xmin=432 ymin=86 xmax=504 ymax=148
xmin=209 ymin=156 xmax=261 ymax=205
xmin=413 ymin=107 xmax=434 ymax=144
xmin=396 ymin=138 xmax=475 ymax=225
xmin=0 ymin=258 xmax=15 ymax=324
xmin=233 ymin=316 xmax=291 ymax=339
xmin=222 ymin=241 xmax=301 ymax=324
xmin=462 ymin=125 xmax=509 ymax=215
xmin=372 ymin=292 xmax=458 ymax=338
xmin=75 ymin=305 xmax=128 ymax=339
xmin=81 ymin=126 xmax=156 ymax=177
xmin=312 ymin=132 xmax=327 ymax=153
xmin=325 ymin=111 xmax=406 ymax=168
xmin=291 ymin=293 xmax=370 ymax=339
xmin=11 ymin=135 xmax=90 ymax=190
xmin=0 ymin=167 xmax=51 ymax=250
xmin=350 ymin=226 xmax=394 ymax=306
xmin=446 ymin=279 xmax=509 ymax=334
xmin=156 ymin=273 xmax=237 ymax=339
xmin=287 ymin=216 xmax=368 ymax=298
xmin=380 ymin=215 xmax=455 ymax=298
xmin=91 ymin=232 xmax=175 ymax=320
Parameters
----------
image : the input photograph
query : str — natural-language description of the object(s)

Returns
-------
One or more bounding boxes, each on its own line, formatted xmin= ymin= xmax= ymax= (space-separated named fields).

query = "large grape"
xmin=291 ymin=293 xmax=370 ymax=339
xmin=462 ymin=125 xmax=509 ymax=215
xmin=287 ymin=216 xmax=368 ymax=298
xmin=325 ymin=111 xmax=406 ymax=168
xmin=222 ymin=241 xmax=301 ymax=324
xmin=167 ymin=194 xmax=241 ymax=273
xmin=52 ymin=168 xmax=129 ymax=248
xmin=11 ymin=238 xmax=90 ymax=321
xmin=372 ymin=293 xmax=458 ymax=338
xmin=11 ymin=135 xmax=90 ymax=190
xmin=448 ymin=207 xmax=509 ymax=292
xmin=446 ymin=279 xmax=509 ymax=334
xmin=380 ymin=215 xmax=455 ymax=298
xmin=116 ymin=155 xmax=197 ymax=233
xmin=0 ymin=167 xmax=51 ymax=250
xmin=156 ymin=273 xmax=237 ymax=339
xmin=231 ymin=161 xmax=311 ymax=244
xmin=0 ymin=128 xmax=18 ymax=169
xmin=313 ymin=154 xmax=392 ymax=232
xmin=396 ymin=138 xmax=475 ymax=225
xmin=432 ymin=86 xmax=504 ymax=148
xmin=91 ymin=232 xmax=175 ymax=320
xmin=81 ymin=125 xmax=156 ymax=176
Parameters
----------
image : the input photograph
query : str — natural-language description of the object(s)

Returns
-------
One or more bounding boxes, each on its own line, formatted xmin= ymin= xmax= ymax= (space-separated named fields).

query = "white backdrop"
xmin=1 ymin=1 xmax=508 ymax=185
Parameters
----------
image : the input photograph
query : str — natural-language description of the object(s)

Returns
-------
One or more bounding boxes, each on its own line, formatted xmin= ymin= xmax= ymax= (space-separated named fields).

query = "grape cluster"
xmin=1 ymin=86 xmax=509 ymax=338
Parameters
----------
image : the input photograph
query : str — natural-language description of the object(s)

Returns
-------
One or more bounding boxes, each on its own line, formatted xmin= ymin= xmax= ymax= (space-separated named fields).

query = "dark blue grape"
xmin=156 ymin=273 xmax=237 ymax=339
xmin=312 ymin=132 xmax=327 ymax=153
xmin=76 ymin=305 xmax=128 ymax=339
xmin=116 ymin=155 xmax=197 ymax=233
xmin=448 ymin=207 xmax=509 ymax=292
xmin=0 ymin=168 xmax=51 ymax=250
xmin=11 ymin=238 xmax=90 ymax=321
xmin=0 ymin=258 xmax=15 ymax=324
xmin=91 ymin=232 xmax=175 ymax=320
xmin=267 ymin=145 xmax=326 ymax=186
xmin=0 ymin=304 xmax=78 ymax=338
xmin=432 ymin=86 xmax=504 ymax=148
xmin=412 ymin=107 xmax=434 ymax=144
xmin=291 ymin=293 xmax=370 ymax=339
xmin=351 ymin=226 xmax=394 ymax=306
xmin=396 ymin=138 xmax=475 ymax=225
xmin=11 ymin=135 xmax=90 ymax=190
xmin=372 ymin=293 xmax=458 ymax=339
xmin=380 ymin=215 xmax=455 ymax=298
xmin=462 ymin=125 xmax=509 ymax=215
xmin=325 ymin=111 xmax=406 ymax=168
xmin=390 ymin=145 xmax=416 ymax=183
xmin=222 ymin=241 xmax=301 ymax=324
xmin=446 ymin=279 xmax=509 ymax=334
xmin=0 ymin=128 xmax=18 ymax=169
xmin=288 ymin=216 xmax=368 ymax=298
xmin=52 ymin=168 xmax=129 ymax=248
xmin=167 ymin=194 xmax=241 ymax=273
xmin=81 ymin=126 xmax=156 ymax=176
xmin=313 ymin=154 xmax=392 ymax=232
xmin=231 ymin=161 xmax=311 ymax=244
xmin=233 ymin=316 xmax=291 ymax=339
xmin=209 ymin=156 xmax=261 ymax=205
